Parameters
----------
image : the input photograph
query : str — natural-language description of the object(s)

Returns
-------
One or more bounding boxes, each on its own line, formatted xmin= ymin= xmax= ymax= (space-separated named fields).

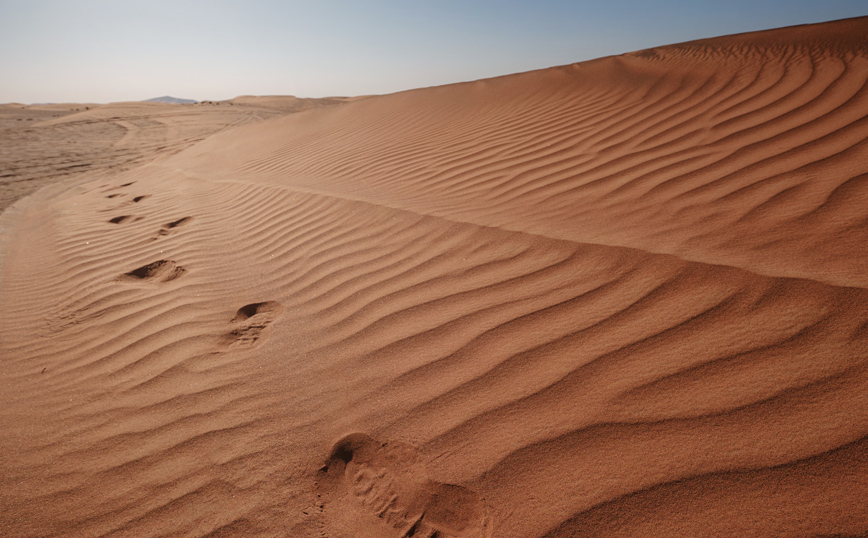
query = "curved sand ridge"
xmin=2 ymin=16 xmax=868 ymax=538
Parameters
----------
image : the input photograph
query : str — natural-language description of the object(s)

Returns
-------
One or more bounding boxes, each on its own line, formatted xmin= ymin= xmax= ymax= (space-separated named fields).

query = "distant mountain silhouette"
xmin=144 ymin=96 xmax=197 ymax=104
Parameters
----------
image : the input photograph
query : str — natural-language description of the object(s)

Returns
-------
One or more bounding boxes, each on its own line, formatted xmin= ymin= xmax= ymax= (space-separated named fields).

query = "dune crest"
xmin=2 ymin=16 xmax=868 ymax=538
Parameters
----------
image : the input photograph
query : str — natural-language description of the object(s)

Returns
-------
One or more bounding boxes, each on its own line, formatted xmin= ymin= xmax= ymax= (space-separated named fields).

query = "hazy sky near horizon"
xmin=1 ymin=0 xmax=865 ymax=103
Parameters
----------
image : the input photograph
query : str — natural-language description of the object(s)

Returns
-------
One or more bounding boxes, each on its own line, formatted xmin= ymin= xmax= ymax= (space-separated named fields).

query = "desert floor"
xmin=2 ymin=16 xmax=868 ymax=538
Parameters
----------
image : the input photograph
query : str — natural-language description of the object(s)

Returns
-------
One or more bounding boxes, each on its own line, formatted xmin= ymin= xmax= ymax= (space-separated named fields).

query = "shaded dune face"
xmin=2 ymin=16 xmax=868 ymax=538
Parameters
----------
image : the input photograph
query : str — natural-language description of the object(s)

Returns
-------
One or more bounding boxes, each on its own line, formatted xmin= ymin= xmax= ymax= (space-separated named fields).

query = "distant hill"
xmin=144 ymin=96 xmax=197 ymax=104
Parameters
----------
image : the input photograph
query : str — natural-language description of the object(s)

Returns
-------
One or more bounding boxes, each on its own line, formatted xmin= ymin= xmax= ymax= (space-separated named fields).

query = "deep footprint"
xmin=319 ymin=433 xmax=491 ymax=538
xmin=108 ymin=215 xmax=135 ymax=224
xmin=119 ymin=260 xmax=186 ymax=282
xmin=221 ymin=301 xmax=284 ymax=349
xmin=154 ymin=216 xmax=192 ymax=239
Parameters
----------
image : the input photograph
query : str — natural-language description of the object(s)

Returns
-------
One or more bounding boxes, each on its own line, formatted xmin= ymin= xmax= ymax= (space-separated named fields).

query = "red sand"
xmin=2 ymin=17 xmax=868 ymax=538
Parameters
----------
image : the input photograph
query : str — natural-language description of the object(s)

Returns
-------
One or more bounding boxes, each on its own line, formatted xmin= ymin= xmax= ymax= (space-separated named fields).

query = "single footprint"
xmin=154 ymin=216 xmax=192 ymax=239
xmin=221 ymin=301 xmax=284 ymax=349
xmin=118 ymin=260 xmax=186 ymax=283
xmin=108 ymin=215 xmax=137 ymax=224
xmin=318 ymin=433 xmax=491 ymax=538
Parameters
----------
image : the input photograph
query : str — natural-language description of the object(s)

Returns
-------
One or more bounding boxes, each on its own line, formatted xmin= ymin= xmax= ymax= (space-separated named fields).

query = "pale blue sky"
xmin=0 ymin=0 xmax=865 ymax=103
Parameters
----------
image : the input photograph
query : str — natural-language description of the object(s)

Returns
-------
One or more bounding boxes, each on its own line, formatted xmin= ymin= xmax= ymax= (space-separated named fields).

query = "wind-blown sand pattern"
xmin=2 ymin=17 xmax=868 ymax=538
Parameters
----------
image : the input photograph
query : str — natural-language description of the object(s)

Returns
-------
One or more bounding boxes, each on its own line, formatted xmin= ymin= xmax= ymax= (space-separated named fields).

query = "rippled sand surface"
xmin=2 ymin=17 xmax=868 ymax=538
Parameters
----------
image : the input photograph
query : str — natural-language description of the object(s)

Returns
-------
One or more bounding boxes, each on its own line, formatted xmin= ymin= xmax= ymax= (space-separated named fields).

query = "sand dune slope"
xmin=2 ymin=17 xmax=868 ymax=538
xmin=184 ymin=16 xmax=868 ymax=288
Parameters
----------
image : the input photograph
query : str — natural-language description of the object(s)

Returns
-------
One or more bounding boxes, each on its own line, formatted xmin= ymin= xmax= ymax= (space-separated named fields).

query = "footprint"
xmin=108 ymin=215 xmax=137 ymax=224
xmin=220 ymin=301 xmax=284 ymax=349
xmin=118 ymin=260 xmax=186 ymax=283
xmin=318 ymin=433 xmax=491 ymax=538
xmin=132 ymin=195 xmax=148 ymax=203
xmin=154 ymin=216 xmax=192 ymax=239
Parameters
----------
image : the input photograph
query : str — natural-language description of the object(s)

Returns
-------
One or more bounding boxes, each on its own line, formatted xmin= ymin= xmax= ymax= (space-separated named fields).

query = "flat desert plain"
xmin=2 ymin=16 xmax=868 ymax=538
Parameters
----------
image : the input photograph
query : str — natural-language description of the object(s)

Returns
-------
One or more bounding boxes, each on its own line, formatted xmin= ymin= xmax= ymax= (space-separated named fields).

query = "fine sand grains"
xmin=2 ymin=16 xmax=868 ymax=538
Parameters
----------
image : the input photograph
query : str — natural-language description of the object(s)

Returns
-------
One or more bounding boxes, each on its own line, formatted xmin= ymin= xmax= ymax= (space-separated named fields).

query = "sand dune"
xmin=2 ymin=17 xmax=868 ymax=538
